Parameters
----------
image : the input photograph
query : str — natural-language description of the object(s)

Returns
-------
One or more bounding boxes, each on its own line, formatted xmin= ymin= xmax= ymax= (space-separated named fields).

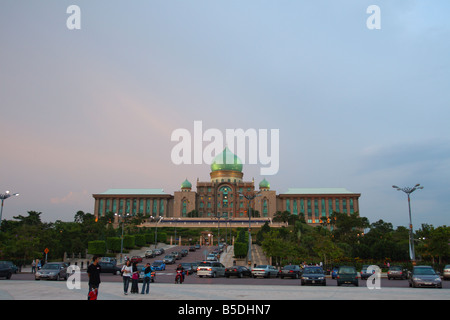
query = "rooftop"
xmin=281 ymin=188 xmax=357 ymax=195
xmin=99 ymin=189 xmax=169 ymax=195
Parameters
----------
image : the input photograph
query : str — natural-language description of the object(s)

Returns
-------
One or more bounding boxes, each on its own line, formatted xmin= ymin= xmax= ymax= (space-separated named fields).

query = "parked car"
xmin=99 ymin=262 xmax=121 ymax=275
xmin=35 ymin=262 xmax=69 ymax=281
xmin=301 ymin=266 xmax=326 ymax=286
xmin=195 ymin=244 xmax=201 ymax=249
xmin=180 ymin=249 xmax=188 ymax=257
xmin=443 ymin=265 xmax=450 ymax=281
xmin=360 ymin=265 xmax=375 ymax=280
xmin=131 ymin=256 xmax=143 ymax=263
xmin=387 ymin=266 xmax=408 ymax=280
xmin=181 ymin=262 xmax=196 ymax=275
xmin=151 ymin=260 xmax=166 ymax=271
xmin=145 ymin=250 xmax=155 ymax=258
xmin=336 ymin=266 xmax=358 ymax=286
xmin=100 ymin=257 xmax=116 ymax=264
xmin=225 ymin=266 xmax=252 ymax=278
xmin=251 ymin=265 xmax=278 ymax=278
xmin=189 ymin=246 xmax=196 ymax=252
xmin=206 ymin=253 xmax=218 ymax=261
xmin=0 ymin=261 xmax=18 ymax=274
xmin=408 ymin=266 xmax=442 ymax=288
xmin=0 ymin=263 xmax=13 ymax=279
xmin=163 ymin=255 xmax=176 ymax=264
xmin=197 ymin=261 xmax=226 ymax=278
xmin=279 ymin=265 xmax=302 ymax=279
xmin=191 ymin=261 xmax=200 ymax=273
xmin=171 ymin=251 xmax=181 ymax=260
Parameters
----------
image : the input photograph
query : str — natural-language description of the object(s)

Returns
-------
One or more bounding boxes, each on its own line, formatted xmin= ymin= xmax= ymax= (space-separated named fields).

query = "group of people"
xmin=30 ymin=259 xmax=42 ymax=274
xmin=86 ymin=256 xmax=152 ymax=300
xmin=120 ymin=260 xmax=152 ymax=295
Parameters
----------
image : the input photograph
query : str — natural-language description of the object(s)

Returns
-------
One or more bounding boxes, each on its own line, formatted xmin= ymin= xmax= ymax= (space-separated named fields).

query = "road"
xmin=10 ymin=245 xmax=450 ymax=289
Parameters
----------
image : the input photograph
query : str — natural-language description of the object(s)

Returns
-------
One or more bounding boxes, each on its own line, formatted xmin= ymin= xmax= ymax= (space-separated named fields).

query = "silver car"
xmin=35 ymin=262 xmax=68 ymax=281
xmin=443 ymin=265 xmax=450 ymax=280
xmin=163 ymin=255 xmax=176 ymax=264
xmin=196 ymin=261 xmax=226 ymax=278
xmin=251 ymin=265 xmax=278 ymax=278
xmin=408 ymin=266 xmax=442 ymax=288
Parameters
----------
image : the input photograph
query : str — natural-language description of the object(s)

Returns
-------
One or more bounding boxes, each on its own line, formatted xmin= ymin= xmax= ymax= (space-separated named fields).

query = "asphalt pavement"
xmin=2 ymin=245 xmax=449 ymax=300
xmin=1 ymin=279 xmax=449 ymax=300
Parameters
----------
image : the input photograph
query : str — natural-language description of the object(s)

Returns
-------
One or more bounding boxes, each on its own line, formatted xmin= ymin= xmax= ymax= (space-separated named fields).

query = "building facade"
xmin=92 ymin=147 xmax=361 ymax=227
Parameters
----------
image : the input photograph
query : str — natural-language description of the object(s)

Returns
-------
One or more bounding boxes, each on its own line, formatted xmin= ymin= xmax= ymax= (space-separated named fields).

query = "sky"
xmin=0 ymin=0 xmax=449 ymax=230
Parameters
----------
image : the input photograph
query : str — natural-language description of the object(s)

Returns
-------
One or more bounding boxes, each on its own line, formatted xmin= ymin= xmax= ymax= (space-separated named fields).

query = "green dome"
xmin=211 ymin=147 xmax=243 ymax=172
xmin=181 ymin=178 xmax=192 ymax=189
xmin=259 ymin=178 xmax=270 ymax=189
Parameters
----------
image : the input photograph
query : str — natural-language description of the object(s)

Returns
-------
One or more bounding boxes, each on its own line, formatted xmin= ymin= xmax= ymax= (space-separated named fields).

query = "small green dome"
xmin=211 ymin=147 xmax=243 ymax=172
xmin=181 ymin=178 xmax=192 ymax=189
xmin=259 ymin=178 xmax=270 ymax=189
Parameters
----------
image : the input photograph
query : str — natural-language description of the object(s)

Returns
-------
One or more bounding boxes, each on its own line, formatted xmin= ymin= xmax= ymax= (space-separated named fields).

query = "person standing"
xmin=121 ymin=260 xmax=132 ymax=295
xmin=141 ymin=263 xmax=152 ymax=294
xmin=130 ymin=262 xmax=139 ymax=294
xmin=31 ymin=259 xmax=36 ymax=274
xmin=87 ymin=255 xmax=102 ymax=298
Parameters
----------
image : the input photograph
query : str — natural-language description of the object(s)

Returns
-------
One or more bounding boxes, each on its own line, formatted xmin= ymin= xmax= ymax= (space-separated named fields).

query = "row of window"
xmin=97 ymin=198 xmax=166 ymax=216
xmin=285 ymin=198 xmax=356 ymax=217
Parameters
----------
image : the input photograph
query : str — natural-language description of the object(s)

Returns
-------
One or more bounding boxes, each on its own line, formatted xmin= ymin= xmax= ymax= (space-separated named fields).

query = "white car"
xmin=251 ymin=265 xmax=278 ymax=278
xmin=145 ymin=250 xmax=155 ymax=258
xmin=197 ymin=261 xmax=226 ymax=278
xmin=206 ymin=254 xmax=218 ymax=261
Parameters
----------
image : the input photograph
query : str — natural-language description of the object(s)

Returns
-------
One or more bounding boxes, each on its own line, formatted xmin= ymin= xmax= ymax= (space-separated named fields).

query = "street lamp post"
xmin=238 ymin=191 xmax=261 ymax=267
xmin=114 ymin=212 xmax=130 ymax=263
xmin=0 ymin=191 xmax=19 ymax=228
xmin=151 ymin=216 xmax=163 ymax=249
xmin=392 ymin=183 xmax=424 ymax=263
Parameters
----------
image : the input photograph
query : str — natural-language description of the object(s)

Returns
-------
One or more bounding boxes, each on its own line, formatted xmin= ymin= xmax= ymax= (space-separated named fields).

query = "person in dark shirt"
xmin=87 ymin=255 xmax=101 ymax=298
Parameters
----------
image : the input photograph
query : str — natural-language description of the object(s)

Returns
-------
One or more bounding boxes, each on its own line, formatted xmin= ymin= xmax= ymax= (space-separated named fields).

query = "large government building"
xmin=93 ymin=148 xmax=361 ymax=228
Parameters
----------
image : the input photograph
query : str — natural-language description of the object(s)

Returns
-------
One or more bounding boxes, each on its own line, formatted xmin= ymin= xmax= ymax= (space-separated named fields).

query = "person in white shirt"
xmin=121 ymin=260 xmax=133 ymax=295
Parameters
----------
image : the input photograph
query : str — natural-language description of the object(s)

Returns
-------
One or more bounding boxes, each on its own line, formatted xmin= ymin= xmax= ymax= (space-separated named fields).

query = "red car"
xmin=130 ymin=256 xmax=143 ymax=263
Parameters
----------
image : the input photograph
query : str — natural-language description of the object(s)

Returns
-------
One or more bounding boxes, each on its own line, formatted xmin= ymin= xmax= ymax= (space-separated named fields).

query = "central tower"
xmin=210 ymin=146 xmax=244 ymax=183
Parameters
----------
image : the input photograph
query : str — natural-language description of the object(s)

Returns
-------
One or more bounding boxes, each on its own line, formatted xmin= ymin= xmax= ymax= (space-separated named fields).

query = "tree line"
xmin=0 ymin=209 xmax=448 ymax=270
xmin=259 ymin=210 xmax=449 ymax=270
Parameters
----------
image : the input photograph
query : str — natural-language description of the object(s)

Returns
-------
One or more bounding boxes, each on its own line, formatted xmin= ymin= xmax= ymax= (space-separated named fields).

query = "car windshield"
xmin=199 ymin=262 xmax=213 ymax=267
xmin=304 ymin=267 xmax=323 ymax=274
xmin=153 ymin=261 xmax=163 ymax=265
xmin=390 ymin=266 xmax=402 ymax=271
xmin=414 ymin=267 xmax=436 ymax=275
xmin=338 ymin=267 xmax=356 ymax=274
xmin=256 ymin=265 xmax=268 ymax=269
xmin=283 ymin=265 xmax=297 ymax=270
xmin=43 ymin=264 xmax=60 ymax=270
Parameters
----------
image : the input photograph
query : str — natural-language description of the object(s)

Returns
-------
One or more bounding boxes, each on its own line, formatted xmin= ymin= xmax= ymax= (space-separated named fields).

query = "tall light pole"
xmin=238 ymin=191 xmax=261 ymax=267
xmin=392 ymin=183 xmax=423 ymax=263
xmin=0 ymin=191 xmax=19 ymax=228
xmin=151 ymin=216 xmax=163 ymax=248
xmin=114 ymin=212 xmax=130 ymax=263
